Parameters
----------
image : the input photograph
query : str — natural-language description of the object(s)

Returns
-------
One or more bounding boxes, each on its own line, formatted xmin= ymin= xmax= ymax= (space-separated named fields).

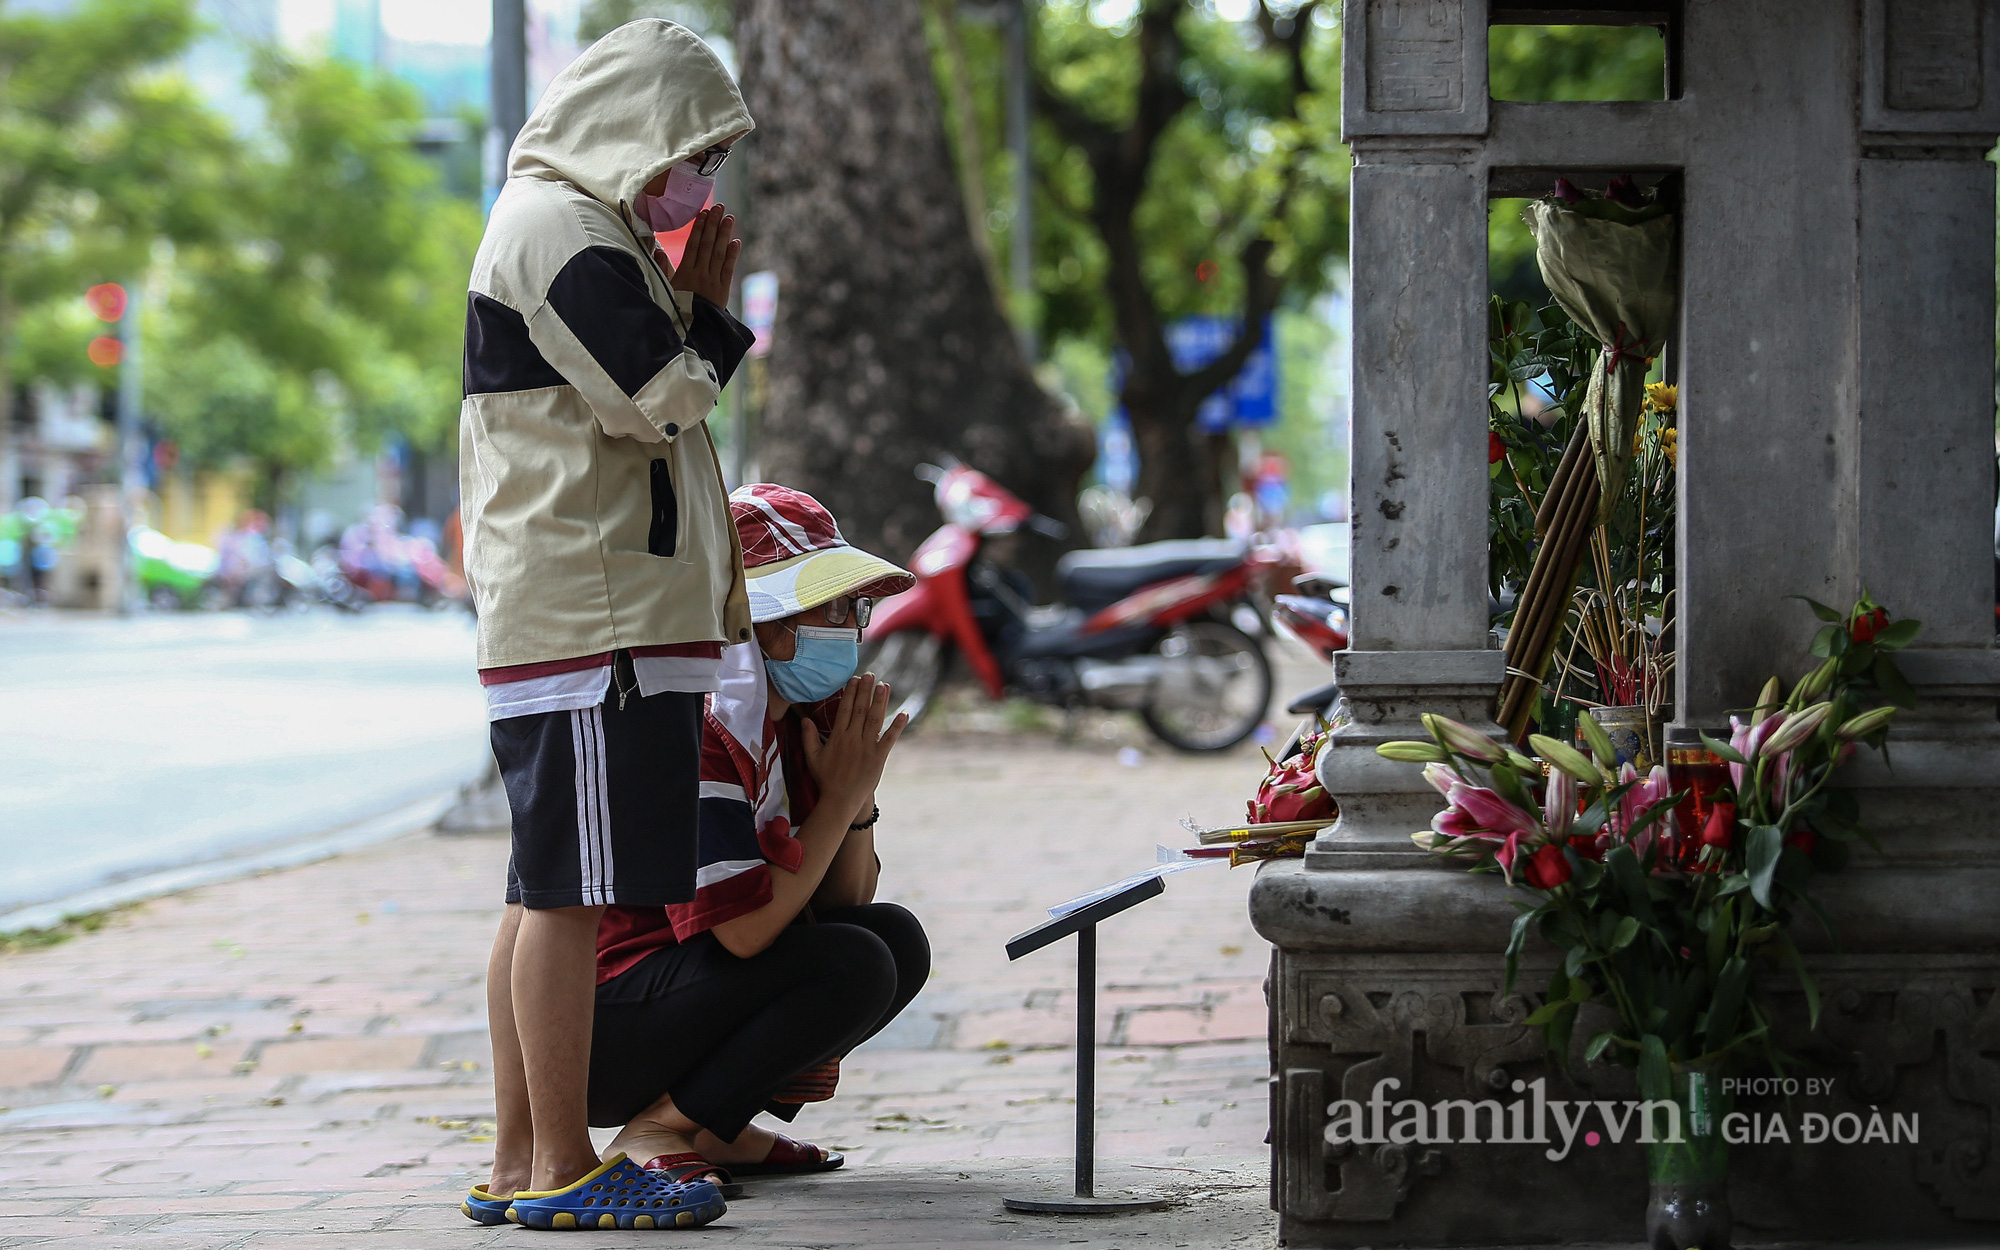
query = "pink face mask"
xmin=638 ymin=161 xmax=713 ymax=234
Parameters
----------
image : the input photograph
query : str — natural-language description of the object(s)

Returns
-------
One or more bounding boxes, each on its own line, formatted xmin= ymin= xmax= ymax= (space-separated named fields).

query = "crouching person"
xmin=587 ymin=484 xmax=930 ymax=1184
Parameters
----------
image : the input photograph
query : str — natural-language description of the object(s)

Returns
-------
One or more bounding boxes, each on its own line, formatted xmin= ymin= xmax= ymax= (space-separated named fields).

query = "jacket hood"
xmin=508 ymin=19 xmax=752 ymax=230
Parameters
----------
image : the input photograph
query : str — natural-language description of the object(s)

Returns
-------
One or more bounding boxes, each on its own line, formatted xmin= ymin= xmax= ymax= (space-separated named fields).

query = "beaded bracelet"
xmin=848 ymin=804 xmax=881 ymax=831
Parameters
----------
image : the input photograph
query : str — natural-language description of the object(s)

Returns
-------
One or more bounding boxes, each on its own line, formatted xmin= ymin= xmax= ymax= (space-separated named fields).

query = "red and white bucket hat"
xmin=729 ymin=483 xmax=915 ymax=623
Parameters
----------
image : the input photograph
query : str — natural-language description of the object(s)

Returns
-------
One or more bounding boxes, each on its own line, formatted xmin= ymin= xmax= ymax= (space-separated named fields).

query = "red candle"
xmin=1668 ymin=746 xmax=1728 ymax=867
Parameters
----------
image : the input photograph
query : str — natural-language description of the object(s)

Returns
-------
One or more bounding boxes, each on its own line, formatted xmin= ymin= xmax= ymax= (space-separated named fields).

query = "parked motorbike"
xmin=861 ymin=463 xmax=1283 ymax=752
xmin=309 ymin=546 xmax=368 ymax=612
xmin=1270 ymin=572 xmax=1347 ymax=761
xmin=334 ymin=512 xmax=467 ymax=610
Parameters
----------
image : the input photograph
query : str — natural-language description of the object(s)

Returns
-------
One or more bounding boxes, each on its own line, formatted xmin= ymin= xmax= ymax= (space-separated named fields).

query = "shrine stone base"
xmin=1249 ymin=862 xmax=2000 ymax=1246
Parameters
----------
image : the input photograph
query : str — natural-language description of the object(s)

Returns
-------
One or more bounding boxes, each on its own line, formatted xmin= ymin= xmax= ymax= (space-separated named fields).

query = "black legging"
xmin=587 ymin=902 xmax=929 ymax=1141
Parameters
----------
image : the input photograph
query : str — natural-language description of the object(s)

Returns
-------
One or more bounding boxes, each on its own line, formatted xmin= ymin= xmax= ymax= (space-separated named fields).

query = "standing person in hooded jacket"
xmin=456 ymin=19 xmax=758 ymax=1232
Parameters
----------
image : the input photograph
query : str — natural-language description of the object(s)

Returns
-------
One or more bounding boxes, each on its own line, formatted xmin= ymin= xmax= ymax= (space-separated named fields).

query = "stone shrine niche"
xmin=1253 ymin=1 xmax=2000 ymax=1245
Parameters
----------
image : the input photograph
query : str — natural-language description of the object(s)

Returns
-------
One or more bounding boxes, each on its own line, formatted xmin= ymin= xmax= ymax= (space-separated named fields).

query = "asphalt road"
xmin=0 ymin=606 xmax=489 ymax=914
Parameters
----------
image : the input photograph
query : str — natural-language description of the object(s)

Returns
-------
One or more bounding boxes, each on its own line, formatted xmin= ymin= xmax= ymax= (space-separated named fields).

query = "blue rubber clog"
xmin=505 ymin=1153 xmax=726 ymax=1231
xmin=462 ymin=1185 xmax=511 ymax=1225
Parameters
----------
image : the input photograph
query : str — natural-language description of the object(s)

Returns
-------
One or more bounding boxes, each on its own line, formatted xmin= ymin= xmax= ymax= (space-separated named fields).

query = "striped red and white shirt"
xmin=595 ymin=639 xmax=821 ymax=983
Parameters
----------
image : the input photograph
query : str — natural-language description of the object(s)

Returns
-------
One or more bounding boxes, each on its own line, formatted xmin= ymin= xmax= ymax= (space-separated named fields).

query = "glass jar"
xmin=1644 ymin=1062 xmax=1732 ymax=1250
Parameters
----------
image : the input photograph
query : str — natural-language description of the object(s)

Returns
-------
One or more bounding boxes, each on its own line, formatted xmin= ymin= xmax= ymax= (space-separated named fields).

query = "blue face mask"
xmin=765 ymin=624 xmax=859 ymax=704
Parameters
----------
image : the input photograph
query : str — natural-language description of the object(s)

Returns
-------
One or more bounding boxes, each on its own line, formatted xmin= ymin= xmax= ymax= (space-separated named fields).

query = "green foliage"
xmin=1262 ymin=306 xmax=1344 ymax=509
xmin=578 ymin=0 xmax=731 ymax=44
xmin=1030 ymin=2 xmax=1346 ymax=343
xmin=0 ymin=907 xmax=124 ymax=956
xmin=146 ymin=331 xmax=333 ymax=485
xmin=2 ymin=0 xmax=480 ymax=492
xmin=1487 ymin=24 xmax=1666 ymax=103
xmin=13 ymin=299 xmax=107 ymax=390
xmin=1486 ymin=295 xmax=1590 ymax=602
xmin=0 ymin=0 xmax=234 ymax=323
xmin=150 ymin=52 xmax=480 ymax=477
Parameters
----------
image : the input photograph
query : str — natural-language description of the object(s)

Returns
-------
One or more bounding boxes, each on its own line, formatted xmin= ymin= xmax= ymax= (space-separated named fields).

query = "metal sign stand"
xmin=1000 ymin=874 xmax=1173 ymax=1215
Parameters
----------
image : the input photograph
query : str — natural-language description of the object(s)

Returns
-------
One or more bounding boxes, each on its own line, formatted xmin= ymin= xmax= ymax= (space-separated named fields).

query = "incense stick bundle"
xmin=1497 ymin=422 xmax=1602 ymax=739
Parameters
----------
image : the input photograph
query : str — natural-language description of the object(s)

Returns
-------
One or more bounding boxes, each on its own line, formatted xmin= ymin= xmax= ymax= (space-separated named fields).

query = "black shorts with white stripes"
xmin=493 ymin=686 xmax=704 ymax=910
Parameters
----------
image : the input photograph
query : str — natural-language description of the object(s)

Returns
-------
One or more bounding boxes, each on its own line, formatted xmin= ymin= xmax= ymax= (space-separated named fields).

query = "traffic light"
xmin=85 ymin=283 xmax=127 ymax=369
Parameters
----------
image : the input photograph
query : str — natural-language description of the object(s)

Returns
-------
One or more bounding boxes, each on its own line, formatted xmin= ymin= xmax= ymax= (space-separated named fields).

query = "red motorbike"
xmin=861 ymin=463 xmax=1286 ymax=752
xmin=1271 ymin=573 xmax=1349 ymax=663
xmin=1270 ymin=572 xmax=1347 ymax=760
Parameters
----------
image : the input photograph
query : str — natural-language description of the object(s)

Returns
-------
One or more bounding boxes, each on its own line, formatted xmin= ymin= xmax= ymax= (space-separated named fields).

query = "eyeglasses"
xmin=692 ymin=146 xmax=732 ymax=177
xmin=822 ymin=596 xmax=872 ymax=628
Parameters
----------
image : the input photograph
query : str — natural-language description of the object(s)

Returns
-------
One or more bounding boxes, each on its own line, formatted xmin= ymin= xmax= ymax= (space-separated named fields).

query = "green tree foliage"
xmin=579 ymin=0 xmax=730 ymax=44
xmin=0 ymin=0 xmax=236 ymax=469
xmin=3 ymin=0 xmax=479 ymax=506
xmin=920 ymin=1 xmax=1343 ymax=535
xmin=1026 ymin=1 xmax=1345 ymax=536
xmin=153 ymin=53 xmax=482 ymax=491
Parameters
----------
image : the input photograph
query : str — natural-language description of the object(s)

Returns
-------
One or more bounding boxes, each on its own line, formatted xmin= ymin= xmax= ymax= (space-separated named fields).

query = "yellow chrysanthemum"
xmin=1645 ymin=382 xmax=1678 ymax=413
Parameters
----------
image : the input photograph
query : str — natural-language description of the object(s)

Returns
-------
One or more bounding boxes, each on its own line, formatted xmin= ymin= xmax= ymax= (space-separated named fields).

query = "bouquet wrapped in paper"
xmin=1523 ymin=178 xmax=1677 ymax=522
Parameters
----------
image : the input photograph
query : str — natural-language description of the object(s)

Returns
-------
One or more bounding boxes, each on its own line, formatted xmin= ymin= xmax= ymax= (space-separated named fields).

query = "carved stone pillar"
xmin=1311 ymin=0 xmax=1500 ymax=866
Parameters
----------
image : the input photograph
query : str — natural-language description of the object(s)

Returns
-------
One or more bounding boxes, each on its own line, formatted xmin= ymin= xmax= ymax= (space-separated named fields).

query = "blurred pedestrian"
xmin=455 ymin=18 xmax=759 ymax=1233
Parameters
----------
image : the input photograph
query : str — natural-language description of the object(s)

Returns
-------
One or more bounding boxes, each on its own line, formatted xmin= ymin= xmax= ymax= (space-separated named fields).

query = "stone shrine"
xmin=1249 ymin=0 xmax=2000 ymax=1243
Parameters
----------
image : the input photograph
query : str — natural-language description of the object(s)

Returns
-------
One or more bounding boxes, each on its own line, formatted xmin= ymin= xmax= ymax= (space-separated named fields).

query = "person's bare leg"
xmin=604 ymin=1090 xmax=782 ymax=1166
xmin=603 ymin=1090 xmax=705 ymax=1165
xmin=606 ymin=1087 xmax=829 ymax=1168
xmin=484 ymin=904 xmax=532 ymax=1198
xmin=512 ymin=903 xmax=608 ymax=1192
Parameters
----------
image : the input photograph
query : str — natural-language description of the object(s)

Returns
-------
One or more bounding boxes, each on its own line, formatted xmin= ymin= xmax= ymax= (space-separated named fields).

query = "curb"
xmin=0 ymin=789 xmax=460 ymax=936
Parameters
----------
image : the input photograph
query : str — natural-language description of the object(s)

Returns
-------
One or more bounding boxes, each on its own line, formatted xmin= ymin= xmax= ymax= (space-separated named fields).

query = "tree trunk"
xmin=1125 ymin=384 xmax=1218 ymax=540
xmin=734 ymin=0 xmax=1093 ymax=582
xmin=1033 ymin=0 xmax=1317 ymax=542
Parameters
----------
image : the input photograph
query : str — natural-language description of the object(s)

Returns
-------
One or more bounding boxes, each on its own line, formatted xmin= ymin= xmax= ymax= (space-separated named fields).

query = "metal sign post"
xmin=1000 ymin=874 xmax=1173 ymax=1215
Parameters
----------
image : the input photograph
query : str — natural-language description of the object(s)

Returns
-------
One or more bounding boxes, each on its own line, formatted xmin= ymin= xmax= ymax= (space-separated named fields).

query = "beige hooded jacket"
xmin=459 ymin=19 xmax=755 ymax=670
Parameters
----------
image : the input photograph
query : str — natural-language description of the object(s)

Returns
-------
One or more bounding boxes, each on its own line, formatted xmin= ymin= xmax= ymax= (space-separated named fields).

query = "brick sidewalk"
xmin=0 ymin=730 xmax=1281 ymax=1248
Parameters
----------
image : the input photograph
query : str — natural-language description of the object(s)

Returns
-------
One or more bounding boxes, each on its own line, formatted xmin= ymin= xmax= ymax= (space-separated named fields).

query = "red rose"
xmin=1523 ymin=843 xmax=1572 ymax=890
xmin=1785 ymin=827 xmax=1817 ymax=856
xmin=1701 ymin=801 xmax=1737 ymax=850
xmin=1567 ymin=833 xmax=1605 ymax=862
xmin=1850 ymin=607 xmax=1889 ymax=643
xmin=1489 ymin=431 xmax=1506 ymax=464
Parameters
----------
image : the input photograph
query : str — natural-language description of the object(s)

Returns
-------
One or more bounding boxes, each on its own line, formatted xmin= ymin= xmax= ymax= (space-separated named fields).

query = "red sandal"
xmin=725 ymin=1133 xmax=844 ymax=1177
xmin=641 ymin=1153 xmax=743 ymax=1199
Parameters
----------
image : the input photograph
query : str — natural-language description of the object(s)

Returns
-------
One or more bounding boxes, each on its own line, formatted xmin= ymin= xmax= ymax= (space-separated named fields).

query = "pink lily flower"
xmin=1448 ymin=783 xmax=1540 ymax=838
xmin=1431 ymin=802 xmax=1482 ymax=841
xmin=1598 ymin=763 xmax=1671 ymax=858
xmin=1727 ymin=715 xmax=1751 ymax=791
xmin=1421 ymin=762 xmax=1458 ymax=798
xmin=1744 ymin=710 xmax=1787 ymax=760
xmin=1429 ymin=781 xmax=1540 ymax=851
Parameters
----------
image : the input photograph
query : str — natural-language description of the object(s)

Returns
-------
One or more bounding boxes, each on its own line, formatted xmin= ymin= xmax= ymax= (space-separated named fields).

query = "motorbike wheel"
xmin=148 ymin=584 xmax=182 ymax=612
xmin=861 ymin=630 xmax=947 ymax=728
xmin=1140 ymin=619 xmax=1273 ymax=752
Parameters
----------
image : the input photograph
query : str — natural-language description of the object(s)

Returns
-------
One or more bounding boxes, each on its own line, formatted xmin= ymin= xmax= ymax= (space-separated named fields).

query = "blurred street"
xmin=0 ymin=609 xmax=487 ymax=915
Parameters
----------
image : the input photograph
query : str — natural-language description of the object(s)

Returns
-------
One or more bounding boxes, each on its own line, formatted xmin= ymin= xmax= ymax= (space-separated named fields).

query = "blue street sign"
xmin=1110 ymin=316 xmax=1277 ymax=435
